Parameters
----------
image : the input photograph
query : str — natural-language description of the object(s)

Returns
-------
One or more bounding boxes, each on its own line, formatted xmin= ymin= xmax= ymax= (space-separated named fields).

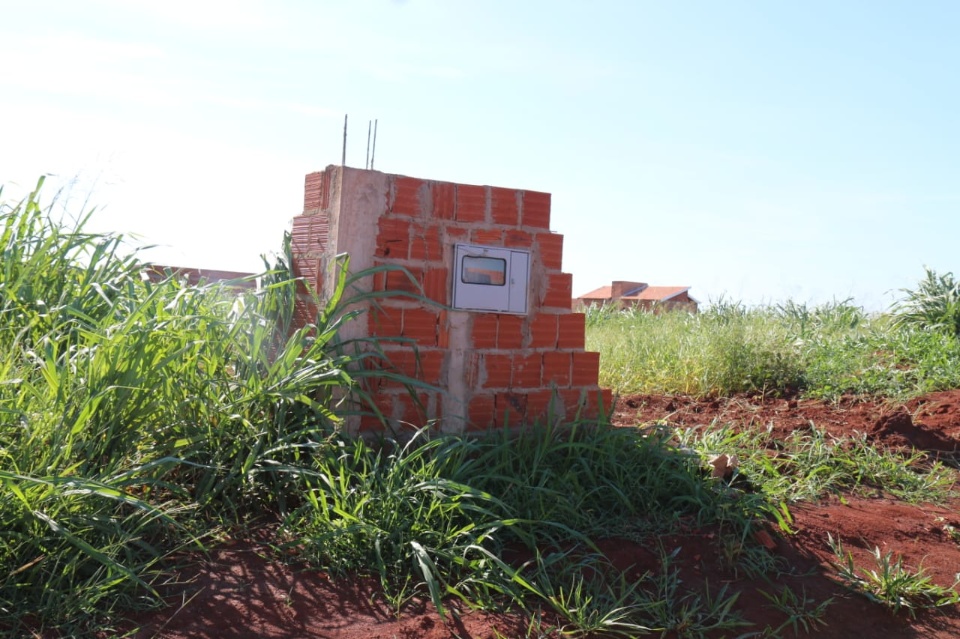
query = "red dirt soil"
xmin=117 ymin=391 xmax=960 ymax=639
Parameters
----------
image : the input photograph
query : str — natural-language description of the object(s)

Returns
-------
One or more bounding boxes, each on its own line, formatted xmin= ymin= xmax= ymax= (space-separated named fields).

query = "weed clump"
xmin=586 ymin=297 xmax=960 ymax=400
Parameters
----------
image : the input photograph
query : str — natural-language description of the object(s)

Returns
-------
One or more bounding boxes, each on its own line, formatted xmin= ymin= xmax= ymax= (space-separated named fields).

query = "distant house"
xmin=576 ymin=280 xmax=698 ymax=313
xmin=143 ymin=265 xmax=257 ymax=290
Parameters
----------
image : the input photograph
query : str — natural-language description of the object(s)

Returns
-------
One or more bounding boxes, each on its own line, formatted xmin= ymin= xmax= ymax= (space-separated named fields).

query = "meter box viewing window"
xmin=452 ymin=244 xmax=529 ymax=314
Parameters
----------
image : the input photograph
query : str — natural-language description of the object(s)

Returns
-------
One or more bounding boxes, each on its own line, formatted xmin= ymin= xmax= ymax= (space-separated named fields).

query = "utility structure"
xmin=292 ymin=166 xmax=610 ymax=434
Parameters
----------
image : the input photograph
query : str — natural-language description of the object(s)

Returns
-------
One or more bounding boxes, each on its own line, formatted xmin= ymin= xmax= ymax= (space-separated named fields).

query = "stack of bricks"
xmin=292 ymin=165 xmax=611 ymax=434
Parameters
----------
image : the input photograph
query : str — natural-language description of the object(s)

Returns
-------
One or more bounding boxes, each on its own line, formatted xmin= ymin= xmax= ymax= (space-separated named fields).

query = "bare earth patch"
xmin=119 ymin=391 xmax=960 ymax=638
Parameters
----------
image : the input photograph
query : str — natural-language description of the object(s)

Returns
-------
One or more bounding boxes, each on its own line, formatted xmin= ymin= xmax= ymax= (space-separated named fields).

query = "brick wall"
xmin=291 ymin=165 xmax=611 ymax=434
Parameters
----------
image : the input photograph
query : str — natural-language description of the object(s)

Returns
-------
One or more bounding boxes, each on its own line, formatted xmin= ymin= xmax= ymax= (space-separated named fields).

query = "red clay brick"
xmin=377 ymin=217 xmax=412 ymax=258
xmin=557 ymin=313 xmax=585 ymax=348
xmin=445 ymin=225 xmax=470 ymax=242
xmin=304 ymin=172 xmax=324 ymax=210
xmin=432 ymin=182 xmax=456 ymax=220
xmin=472 ymin=315 xmax=498 ymax=348
xmin=291 ymin=253 xmax=319 ymax=280
xmin=490 ymin=187 xmax=519 ymax=226
xmin=376 ymin=239 xmax=406 ymax=259
xmin=598 ymin=388 xmax=614 ymax=414
xmin=292 ymin=257 xmax=320 ymax=295
xmin=483 ymin=353 xmax=513 ymax=388
xmin=361 ymin=354 xmax=387 ymax=391
xmin=396 ymin=391 xmax=432 ymax=426
xmin=572 ymin=351 xmax=601 ymax=387
xmin=402 ymin=308 xmax=439 ymax=346
xmin=542 ymin=273 xmax=573 ymax=309
xmin=528 ymin=313 xmax=558 ymax=348
xmin=560 ymin=388 xmax=587 ymax=416
xmin=293 ymin=298 xmax=319 ymax=327
xmin=290 ymin=218 xmax=311 ymax=252
xmin=536 ymin=232 xmax=563 ymax=270
xmin=408 ymin=223 xmax=443 ymax=261
xmin=512 ymin=353 xmax=542 ymax=388
xmin=578 ymin=388 xmax=614 ymax=420
xmin=503 ymin=229 xmax=533 ymax=248
xmin=369 ymin=306 xmax=402 ymax=338
xmin=382 ymin=348 xmax=444 ymax=385
xmin=359 ymin=413 xmax=387 ymax=433
xmin=392 ymin=176 xmax=424 ymax=216
xmin=372 ymin=390 xmax=398 ymax=417
xmin=421 ymin=267 xmax=448 ymax=303
xmin=525 ymin=389 xmax=555 ymax=419
xmin=457 ymin=184 xmax=486 ymax=223
xmin=495 ymin=392 xmax=527 ymax=426
xmin=472 ymin=228 xmax=503 ymax=245
xmin=542 ymin=351 xmax=572 ymax=386
xmin=420 ymin=351 xmax=445 ymax=385
xmin=522 ymin=190 xmax=551 ymax=229
xmin=294 ymin=279 xmax=313 ymax=298
xmin=378 ymin=216 xmax=411 ymax=239
xmin=370 ymin=354 xmax=404 ymax=390
xmin=497 ymin=315 xmax=523 ymax=349
xmin=291 ymin=217 xmax=329 ymax=258
xmin=468 ymin=394 xmax=496 ymax=429
xmin=384 ymin=267 xmax=424 ymax=295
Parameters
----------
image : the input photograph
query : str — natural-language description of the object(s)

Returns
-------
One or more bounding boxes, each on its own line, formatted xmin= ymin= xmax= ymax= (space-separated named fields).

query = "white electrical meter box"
xmin=452 ymin=243 xmax=530 ymax=314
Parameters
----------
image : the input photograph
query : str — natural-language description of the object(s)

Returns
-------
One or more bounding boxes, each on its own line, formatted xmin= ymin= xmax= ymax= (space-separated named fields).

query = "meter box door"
xmin=452 ymin=244 xmax=530 ymax=314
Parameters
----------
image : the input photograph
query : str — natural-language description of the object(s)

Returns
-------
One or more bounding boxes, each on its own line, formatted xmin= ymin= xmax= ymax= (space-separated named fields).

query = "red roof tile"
xmin=622 ymin=286 xmax=690 ymax=302
xmin=578 ymin=285 xmax=612 ymax=299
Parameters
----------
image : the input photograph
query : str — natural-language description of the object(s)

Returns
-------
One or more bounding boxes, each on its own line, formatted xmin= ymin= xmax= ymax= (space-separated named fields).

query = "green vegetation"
xmin=828 ymin=534 xmax=960 ymax=616
xmin=521 ymin=549 xmax=746 ymax=638
xmin=679 ymin=425 xmax=957 ymax=504
xmin=2 ymin=181 xmax=958 ymax=637
xmin=282 ymin=423 xmax=766 ymax=635
xmin=0 ymin=181 xmax=382 ymax=635
xmin=0 ymin=181 xmax=777 ymax=637
xmin=757 ymin=586 xmax=833 ymax=637
xmin=586 ymin=296 xmax=960 ymax=399
xmin=893 ymin=266 xmax=960 ymax=337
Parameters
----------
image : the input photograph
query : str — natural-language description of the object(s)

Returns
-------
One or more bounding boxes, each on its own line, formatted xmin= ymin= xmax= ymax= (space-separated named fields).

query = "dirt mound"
xmin=786 ymin=496 xmax=960 ymax=638
xmin=615 ymin=390 xmax=960 ymax=455
xmin=907 ymin=391 xmax=960 ymax=439
xmin=122 ymin=544 xmax=534 ymax=639
xmin=870 ymin=407 xmax=938 ymax=450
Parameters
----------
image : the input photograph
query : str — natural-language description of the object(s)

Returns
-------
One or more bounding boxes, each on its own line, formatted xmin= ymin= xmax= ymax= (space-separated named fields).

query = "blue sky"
xmin=2 ymin=1 xmax=959 ymax=310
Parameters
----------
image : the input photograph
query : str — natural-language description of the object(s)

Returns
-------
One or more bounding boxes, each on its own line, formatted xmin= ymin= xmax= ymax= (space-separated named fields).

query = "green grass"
xmin=586 ymin=298 xmax=960 ymax=399
xmin=3 ymin=179 xmax=960 ymax=637
xmin=585 ymin=302 xmax=803 ymax=398
xmin=516 ymin=548 xmax=746 ymax=638
xmin=757 ymin=586 xmax=833 ymax=636
xmin=0 ymin=180 xmax=382 ymax=634
xmin=892 ymin=267 xmax=960 ymax=337
xmin=280 ymin=422 xmax=768 ymax=629
xmin=829 ymin=534 xmax=960 ymax=616
xmin=678 ymin=424 xmax=957 ymax=505
xmin=0 ymin=180 xmax=773 ymax=637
